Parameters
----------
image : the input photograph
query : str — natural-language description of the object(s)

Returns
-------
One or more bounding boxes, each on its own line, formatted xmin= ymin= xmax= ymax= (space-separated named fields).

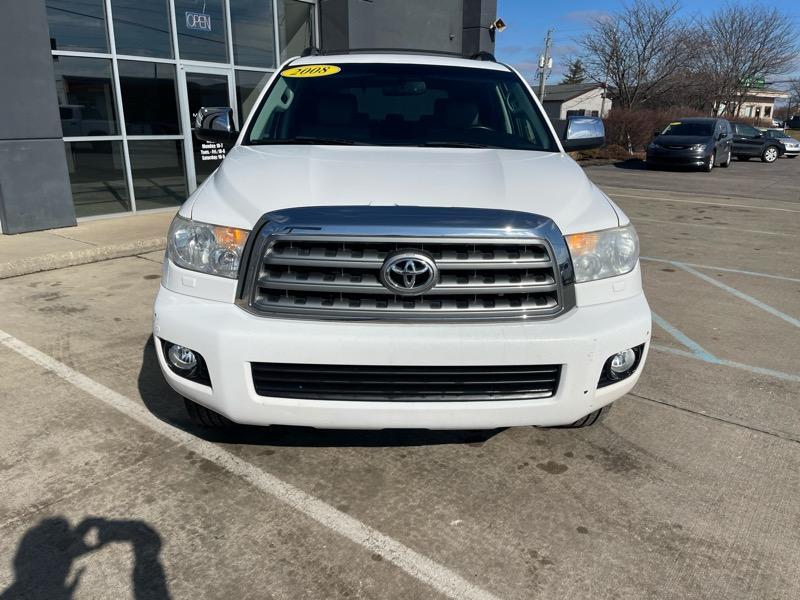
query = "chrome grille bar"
xmin=237 ymin=206 xmax=576 ymax=322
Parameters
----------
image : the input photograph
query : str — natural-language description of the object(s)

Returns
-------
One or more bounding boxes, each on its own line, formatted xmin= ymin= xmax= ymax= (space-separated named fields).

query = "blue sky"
xmin=495 ymin=0 xmax=800 ymax=85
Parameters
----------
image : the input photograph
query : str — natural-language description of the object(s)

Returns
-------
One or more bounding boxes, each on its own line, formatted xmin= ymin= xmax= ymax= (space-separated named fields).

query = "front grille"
xmin=251 ymin=363 xmax=562 ymax=401
xmin=247 ymin=236 xmax=564 ymax=321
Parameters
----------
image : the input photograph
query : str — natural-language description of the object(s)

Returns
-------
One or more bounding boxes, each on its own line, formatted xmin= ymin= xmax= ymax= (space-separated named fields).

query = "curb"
xmin=0 ymin=237 xmax=166 ymax=280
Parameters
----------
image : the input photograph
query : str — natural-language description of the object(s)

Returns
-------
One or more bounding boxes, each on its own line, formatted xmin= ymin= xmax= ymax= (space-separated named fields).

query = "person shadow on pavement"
xmin=0 ymin=516 xmax=170 ymax=600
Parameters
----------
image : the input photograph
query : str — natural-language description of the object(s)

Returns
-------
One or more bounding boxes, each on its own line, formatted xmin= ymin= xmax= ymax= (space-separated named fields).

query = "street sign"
xmin=741 ymin=77 xmax=766 ymax=89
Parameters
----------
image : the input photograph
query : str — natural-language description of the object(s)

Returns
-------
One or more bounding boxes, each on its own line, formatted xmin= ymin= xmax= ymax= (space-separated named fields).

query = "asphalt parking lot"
xmin=1 ymin=156 xmax=798 ymax=599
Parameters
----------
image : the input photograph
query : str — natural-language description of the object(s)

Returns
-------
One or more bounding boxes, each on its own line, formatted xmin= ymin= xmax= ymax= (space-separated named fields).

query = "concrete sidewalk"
xmin=0 ymin=210 xmax=175 ymax=279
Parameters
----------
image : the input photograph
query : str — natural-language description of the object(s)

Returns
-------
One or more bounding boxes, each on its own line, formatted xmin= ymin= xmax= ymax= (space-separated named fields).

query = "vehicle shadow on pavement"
xmin=611 ymin=159 xmax=647 ymax=170
xmin=137 ymin=336 xmax=503 ymax=448
xmin=0 ymin=516 xmax=170 ymax=600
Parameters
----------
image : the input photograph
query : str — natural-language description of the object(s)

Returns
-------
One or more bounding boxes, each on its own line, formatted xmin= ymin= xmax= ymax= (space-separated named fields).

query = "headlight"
xmin=166 ymin=215 xmax=249 ymax=279
xmin=565 ymin=225 xmax=639 ymax=283
xmin=689 ymin=143 xmax=707 ymax=151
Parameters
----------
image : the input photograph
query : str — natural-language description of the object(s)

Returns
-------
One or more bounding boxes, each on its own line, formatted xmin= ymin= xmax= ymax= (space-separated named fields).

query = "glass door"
xmin=178 ymin=66 xmax=236 ymax=191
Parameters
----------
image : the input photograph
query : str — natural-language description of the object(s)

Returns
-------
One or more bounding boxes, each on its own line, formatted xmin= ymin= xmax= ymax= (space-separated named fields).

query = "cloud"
xmin=564 ymin=9 xmax=612 ymax=24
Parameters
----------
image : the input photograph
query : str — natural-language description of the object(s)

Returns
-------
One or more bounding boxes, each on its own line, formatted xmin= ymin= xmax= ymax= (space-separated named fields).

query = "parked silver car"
xmin=762 ymin=129 xmax=799 ymax=158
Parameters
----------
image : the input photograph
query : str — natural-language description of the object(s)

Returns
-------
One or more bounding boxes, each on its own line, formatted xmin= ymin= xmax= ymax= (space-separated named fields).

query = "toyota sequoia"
xmin=154 ymin=53 xmax=651 ymax=430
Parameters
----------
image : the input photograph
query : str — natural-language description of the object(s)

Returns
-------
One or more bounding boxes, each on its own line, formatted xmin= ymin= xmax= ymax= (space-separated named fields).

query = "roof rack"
xmin=300 ymin=47 xmax=497 ymax=62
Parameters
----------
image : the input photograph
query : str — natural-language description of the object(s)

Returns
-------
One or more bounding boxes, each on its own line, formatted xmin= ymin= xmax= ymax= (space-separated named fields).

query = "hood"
xmin=189 ymin=145 xmax=620 ymax=235
xmin=653 ymin=135 xmax=712 ymax=147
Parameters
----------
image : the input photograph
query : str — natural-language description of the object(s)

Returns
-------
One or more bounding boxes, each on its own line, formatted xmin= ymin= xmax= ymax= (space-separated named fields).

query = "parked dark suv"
xmin=646 ymin=118 xmax=732 ymax=172
xmin=731 ymin=122 xmax=785 ymax=163
xmin=785 ymin=115 xmax=800 ymax=130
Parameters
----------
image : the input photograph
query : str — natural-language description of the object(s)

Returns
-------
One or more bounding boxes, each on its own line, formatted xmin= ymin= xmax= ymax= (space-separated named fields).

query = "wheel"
xmin=184 ymin=398 xmax=233 ymax=427
xmin=737 ymin=155 xmax=751 ymax=161
xmin=720 ymin=149 xmax=732 ymax=168
xmin=562 ymin=405 xmax=611 ymax=428
xmin=705 ymin=151 xmax=715 ymax=172
xmin=761 ymin=146 xmax=779 ymax=163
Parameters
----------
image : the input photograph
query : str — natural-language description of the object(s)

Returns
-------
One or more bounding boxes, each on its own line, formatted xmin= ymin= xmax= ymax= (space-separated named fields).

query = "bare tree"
xmin=697 ymin=4 xmax=798 ymax=117
xmin=781 ymin=79 xmax=800 ymax=121
xmin=578 ymin=1 xmax=694 ymax=109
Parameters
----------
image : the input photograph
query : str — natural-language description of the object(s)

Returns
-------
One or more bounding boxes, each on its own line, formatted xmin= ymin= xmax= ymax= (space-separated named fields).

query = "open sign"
xmin=185 ymin=11 xmax=211 ymax=32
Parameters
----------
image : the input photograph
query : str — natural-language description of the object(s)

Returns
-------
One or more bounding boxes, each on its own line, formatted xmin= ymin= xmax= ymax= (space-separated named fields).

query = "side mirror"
xmin=194 ymin=106 xmax=238 ymax=144
xmin=556 ymin=116 xmax=605 ymax=152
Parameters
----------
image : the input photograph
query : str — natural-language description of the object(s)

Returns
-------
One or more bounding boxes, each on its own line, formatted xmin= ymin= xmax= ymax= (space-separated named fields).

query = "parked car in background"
xmin=763 ymin=129 xmax=799 ymax=158
xmin=731 ymin=122 xmax=785 ymax=163
xmin=646 ymin=117 xmax=732 ymax=172
xmin=785 ymin=116 xmax=800 ymax=129
xmin=770 ymin=118 xmax=783 ymax=128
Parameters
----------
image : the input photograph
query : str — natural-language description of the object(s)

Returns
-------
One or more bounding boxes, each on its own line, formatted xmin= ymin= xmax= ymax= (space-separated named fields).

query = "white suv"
xmin=154 ymin=53 xmax=651 ymax=430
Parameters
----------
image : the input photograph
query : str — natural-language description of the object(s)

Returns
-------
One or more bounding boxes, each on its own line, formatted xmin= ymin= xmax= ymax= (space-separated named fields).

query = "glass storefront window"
xmin=230 ymin=0 xmax=276 ymax=68
xmin=279 ymin=0 xmax=315 ymax=61
xmin=235 ymin=70 xmax=272 ymax=126
xmin=111 ymin=0 xmax=173 ymax=58
xmin=174 ymin=0 xmax=227 ymax=63
xmin=65 ymin=141 xmax=129 ymax=217
xmin=46 ymin=0 xmax=109 ymax=52
xmin=53 ymin=56 xmax=118 ymax=137
xmin=118 ymin=61 xmax=180 ymax=135
xmin=128 ymin=141 xmax=187 ymax=210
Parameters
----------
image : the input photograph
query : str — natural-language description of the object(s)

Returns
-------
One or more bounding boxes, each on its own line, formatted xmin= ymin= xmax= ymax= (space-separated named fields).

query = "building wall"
xmin=542 ymin=89 xmax=610 ymax=123
xmin=0 ymin=1 xmax=75 ymax=234
xmin=319 ymin=0 xmax=496 ymax=56
xmin=559 ymin=89 xmax=609 ymax=119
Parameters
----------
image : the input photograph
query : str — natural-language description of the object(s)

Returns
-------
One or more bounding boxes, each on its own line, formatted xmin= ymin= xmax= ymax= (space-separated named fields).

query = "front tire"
xmin=184 ymin=398 xmax=233 ymax=427
xmin=761 ymin=146 xmax=779 ymax=163
xmin=720 ymin=149 xmax=732 ymax=168
xmin=705 ymin=151 xmax=715 ymax=172
xmin=562 ymin=405 xmax=611 ymax=428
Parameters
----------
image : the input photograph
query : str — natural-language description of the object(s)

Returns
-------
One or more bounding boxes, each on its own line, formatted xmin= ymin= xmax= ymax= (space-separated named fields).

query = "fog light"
xmin=598 ymin=344 xmax=644 ymax=388
xmin=610 ymin=348 xmax=636 ymax=374
xmin=167 ymin=344 xmax=198 ymax=371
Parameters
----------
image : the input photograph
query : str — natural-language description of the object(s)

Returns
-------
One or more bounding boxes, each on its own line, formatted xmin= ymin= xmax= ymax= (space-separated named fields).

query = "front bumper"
xmin=153 ymin=280 xmax=651 ymax=429
xmin=646 ymin=149 xmax=709 ymax=167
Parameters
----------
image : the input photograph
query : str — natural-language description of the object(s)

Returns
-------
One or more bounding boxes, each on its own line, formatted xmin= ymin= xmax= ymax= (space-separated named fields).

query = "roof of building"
xmin=737 ymin=88 xmax=790 ymax=100
xmin=534 ymin=82 xmax=605 ymax=102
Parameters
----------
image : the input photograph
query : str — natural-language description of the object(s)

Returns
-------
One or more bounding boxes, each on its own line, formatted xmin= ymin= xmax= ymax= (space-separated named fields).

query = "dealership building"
xmin=0 ymin=0 xmax=496 ymax=234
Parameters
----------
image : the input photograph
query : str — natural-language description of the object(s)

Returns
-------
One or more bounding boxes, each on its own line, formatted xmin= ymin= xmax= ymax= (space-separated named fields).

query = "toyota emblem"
xmin=379 ymin=251 xmax=439 ymax=296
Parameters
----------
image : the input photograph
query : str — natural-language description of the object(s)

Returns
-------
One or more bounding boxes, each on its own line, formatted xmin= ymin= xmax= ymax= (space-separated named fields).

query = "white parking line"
xmin=673 ymin=263 xmax=800 ymax=328
xmin=607 ymin=191 xmax=800 ymax=213
xmin=0 ymin=328 xmax=502 ymax=600
xmin=632 ymin=217 xmax=798 ymax=238
xmin=641 ymin=257 xmax=800 ymax=283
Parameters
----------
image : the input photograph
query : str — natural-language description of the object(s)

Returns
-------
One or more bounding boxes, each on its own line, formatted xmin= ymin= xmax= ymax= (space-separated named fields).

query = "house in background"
xmin=716 ymin=88 xmax=789 ymax=124
xmin=533 ymin=83 xmax=611 ymax=122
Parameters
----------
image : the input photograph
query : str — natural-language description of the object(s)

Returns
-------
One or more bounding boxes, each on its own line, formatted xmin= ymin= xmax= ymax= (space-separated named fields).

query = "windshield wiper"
xmin=418 ymin=141 xmax=494 ymax=149
xmin=250 ymin=136 xmax=366 ymax=146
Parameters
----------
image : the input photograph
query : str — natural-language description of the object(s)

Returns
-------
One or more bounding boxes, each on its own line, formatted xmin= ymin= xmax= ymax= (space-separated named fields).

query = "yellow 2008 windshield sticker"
xmin=669 ymin=121 xmax=682 ymax=126
xmin=281 ymin=65 xmax=341 ymax=78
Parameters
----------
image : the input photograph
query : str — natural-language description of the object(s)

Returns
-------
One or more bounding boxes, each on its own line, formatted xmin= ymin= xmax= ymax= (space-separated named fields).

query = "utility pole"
xmin=538 ymin=29 xmax=553 ymax=101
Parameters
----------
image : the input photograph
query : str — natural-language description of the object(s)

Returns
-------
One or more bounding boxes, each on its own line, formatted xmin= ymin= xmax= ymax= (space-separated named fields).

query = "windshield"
xmin=245 ymin=63 xmax=557 ymax=151
xmin=660 ymin=122 xmax=713 ymax=137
